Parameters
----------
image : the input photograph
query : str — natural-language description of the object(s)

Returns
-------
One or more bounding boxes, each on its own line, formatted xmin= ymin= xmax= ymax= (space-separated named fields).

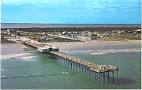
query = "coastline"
xmin=1 ymin=39 xmax=141 ymax=52
xmin=46 ymin=40 xmax=141 ymax=48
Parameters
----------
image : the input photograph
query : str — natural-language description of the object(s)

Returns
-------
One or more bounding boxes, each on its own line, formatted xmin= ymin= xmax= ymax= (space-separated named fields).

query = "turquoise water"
xmin=1 ymin=43 xmax=141 ymax=89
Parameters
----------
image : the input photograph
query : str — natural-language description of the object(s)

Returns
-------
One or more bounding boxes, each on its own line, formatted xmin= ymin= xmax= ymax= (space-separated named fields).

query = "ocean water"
xmin=1 ymin=43 xmax=141 ymax=89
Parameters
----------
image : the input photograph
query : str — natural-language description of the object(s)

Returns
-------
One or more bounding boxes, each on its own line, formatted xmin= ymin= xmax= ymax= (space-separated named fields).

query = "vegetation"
xmin=1 ymin=25 xmax=141 ymax=42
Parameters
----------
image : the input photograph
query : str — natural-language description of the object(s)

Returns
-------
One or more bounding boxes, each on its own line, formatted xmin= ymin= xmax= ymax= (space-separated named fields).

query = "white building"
xmin=37 ymin=46 xmax=59 ymax=52
xmin=77 ymin=35 xmax=97 ymax=41
xmin=77 ymin=36 xmax=91 ymax=41
xmin=37 ymin=46 xmax=51 ymax=52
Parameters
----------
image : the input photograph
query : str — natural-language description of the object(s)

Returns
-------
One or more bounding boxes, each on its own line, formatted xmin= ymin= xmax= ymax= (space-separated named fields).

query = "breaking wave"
xmin=0 ymin=68 xmax=6 ymax=71
xmin=1 ymin=53 xmax=36 ymax=61
xmin=89 ymin=48 xmax=141 ymax=55
xmin=1 ymin=74 xmax=44 ymax=79
xmin=1 ymin=72 xmax=69 ymax=79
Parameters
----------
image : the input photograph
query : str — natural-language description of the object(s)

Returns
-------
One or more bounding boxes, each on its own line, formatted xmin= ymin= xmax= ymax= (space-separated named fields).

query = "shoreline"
xmin=46 ymin=40 xmax=141 ymax=46
xmin=44 ymin=40 xmax=141 ymax=52
xmin=1 ymin=39 xmax=140 ymax=45
xmin=1 ymin=39 xmax=141 ymax=51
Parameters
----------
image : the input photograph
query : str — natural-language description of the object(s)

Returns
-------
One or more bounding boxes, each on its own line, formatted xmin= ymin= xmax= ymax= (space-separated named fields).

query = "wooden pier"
xmin=7 ymin=35 xmax=119 ymax=83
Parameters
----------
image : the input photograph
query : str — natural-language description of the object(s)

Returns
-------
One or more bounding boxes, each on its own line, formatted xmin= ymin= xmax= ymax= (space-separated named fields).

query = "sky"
xmin=1 ymin=0 xmax=141 ymax=24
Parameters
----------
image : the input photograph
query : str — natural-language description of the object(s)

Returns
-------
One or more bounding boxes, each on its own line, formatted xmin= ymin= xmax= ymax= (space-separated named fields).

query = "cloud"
xmin=2 ymin=0 xmax=140 ymax=10
xmin=2 ymin=0 xmax=141 ymax=24
xmin=2 ymin=0 xmax=71 ymax=6
xmin=108 ymin=8 xmax=116 ymax=11
xmin=3 ymin=0 xmax=45 ymax=4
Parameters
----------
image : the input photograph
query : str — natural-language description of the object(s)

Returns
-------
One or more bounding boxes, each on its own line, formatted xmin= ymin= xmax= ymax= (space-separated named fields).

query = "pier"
xmin=7 ymin=34 xmax=119 ymax=83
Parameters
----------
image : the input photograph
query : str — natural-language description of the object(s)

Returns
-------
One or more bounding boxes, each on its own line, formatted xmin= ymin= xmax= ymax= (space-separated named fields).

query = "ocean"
xmin=1 ymin=43 xmax=141 ymax=89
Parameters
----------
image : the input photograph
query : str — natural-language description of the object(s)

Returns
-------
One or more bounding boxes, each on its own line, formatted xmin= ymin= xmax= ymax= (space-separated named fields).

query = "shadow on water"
xmin=108 ymin=77 xmax=136 ymax=85
xmin=36 ymin=52 xmax=58 ymax=59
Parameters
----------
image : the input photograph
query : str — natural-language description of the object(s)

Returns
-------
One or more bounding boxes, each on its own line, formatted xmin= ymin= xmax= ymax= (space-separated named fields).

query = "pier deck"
xmin=7 ymin=35 xmax=119 ymax=82
xmin=50 ymin=51 xmax=118 ymax=73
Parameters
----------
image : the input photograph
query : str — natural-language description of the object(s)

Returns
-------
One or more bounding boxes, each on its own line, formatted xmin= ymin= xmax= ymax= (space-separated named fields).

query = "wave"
xmin=20 ymin=56 xmax=36 ymax=61
xmin=1 ymin=74 xmax=44 ymax=79
xmin=0 ymin=68 xmax=6 ymax=71
xmin=1 ymin=53 xmax=36 ymax=61
xmin=89 ymin=48 xmax=141 ymax=55
xmin=3 ymin=65 xmax=39 ymax=69
xmin=1 ymin=72 xmax=69 ymax=79
xmin=61 ymin=72 xmax=69 ymax=74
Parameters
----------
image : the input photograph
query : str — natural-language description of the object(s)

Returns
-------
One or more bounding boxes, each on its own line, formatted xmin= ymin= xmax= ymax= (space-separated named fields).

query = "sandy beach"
xmin=46 ymin=40 xmax=141 ymax=51
xmin=1 ymin=43 xmax=28 ymax=55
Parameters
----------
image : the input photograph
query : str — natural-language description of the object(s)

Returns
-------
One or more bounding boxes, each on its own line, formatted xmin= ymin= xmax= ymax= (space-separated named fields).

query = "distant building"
xmin=77 ymin=36 xmax=91 ymax=41
xmin=61 ymin=31 xmax=67 ymax=35
xmin=90 ymin=34 xmax=97 ymax=40
xmin=134 ymin=29 xmax=141 ymax=33
xmin=77 ymin=34 xmax=97 ymax=41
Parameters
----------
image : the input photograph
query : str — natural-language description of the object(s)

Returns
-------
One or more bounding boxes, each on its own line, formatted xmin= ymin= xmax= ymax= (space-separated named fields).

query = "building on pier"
xmin=38 ymin=46 xmax=59 ymax=53
xmin=37 ymin=46 xmax=51 ymax=52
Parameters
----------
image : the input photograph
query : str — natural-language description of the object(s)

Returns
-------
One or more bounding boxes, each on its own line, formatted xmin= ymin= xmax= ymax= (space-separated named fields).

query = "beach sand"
xmin=1 ymin=43 xmax=28 ymax=55
xmin=46 ymin=40 xmax=141 ymax=51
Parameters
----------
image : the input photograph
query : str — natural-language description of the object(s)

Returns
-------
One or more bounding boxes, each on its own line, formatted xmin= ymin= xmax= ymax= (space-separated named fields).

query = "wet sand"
xmin=1 ymin=43 xmax=28 ymax=55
